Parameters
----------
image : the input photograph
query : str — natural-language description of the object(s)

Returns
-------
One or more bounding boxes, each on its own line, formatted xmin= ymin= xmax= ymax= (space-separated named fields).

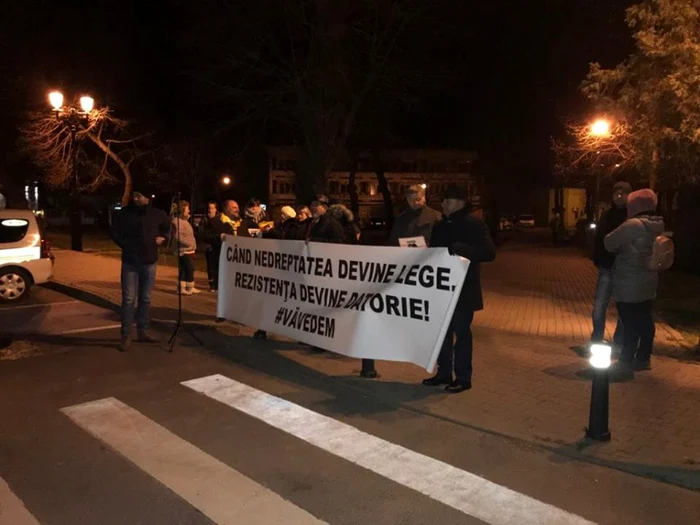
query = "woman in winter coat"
xmin=328 ymin=204 xmax=360 ymax=244
xmin=171 ymin=200 xmax=202 ymax=295
xmin=604 ymin=189 xmax=664 ymax=375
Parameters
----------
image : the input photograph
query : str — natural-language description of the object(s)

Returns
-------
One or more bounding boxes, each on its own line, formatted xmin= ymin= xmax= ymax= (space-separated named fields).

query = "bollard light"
xmin=586 ymin=342 xmax=612 ymax=441
xmin=589 ymin=343 xmax=611 ymax=369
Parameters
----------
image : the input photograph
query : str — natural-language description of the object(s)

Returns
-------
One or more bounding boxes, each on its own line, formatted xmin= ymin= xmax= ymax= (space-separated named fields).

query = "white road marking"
xmin=0 ymin=300 xmax=77 ymax=311
xmin=183 ymin=374 xmax=597 ymax=525
xmin=0 ymin=476 xmax=41 ymax=525
xmin=58 ymin=324 xmax=121 ymax=335
xmin=61 ymin=397 xmax=328 ymax=525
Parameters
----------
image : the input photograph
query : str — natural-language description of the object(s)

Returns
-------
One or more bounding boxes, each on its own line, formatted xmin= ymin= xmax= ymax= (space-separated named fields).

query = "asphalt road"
xmin=0 ymin=299 xmax=698 ymax=525
xmin=0 ymin=285 xmax=121 ymax=338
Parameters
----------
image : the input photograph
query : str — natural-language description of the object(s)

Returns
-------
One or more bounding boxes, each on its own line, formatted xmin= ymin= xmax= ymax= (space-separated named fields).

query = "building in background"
xmin=268 ymin=147 xmax=481 ymax=222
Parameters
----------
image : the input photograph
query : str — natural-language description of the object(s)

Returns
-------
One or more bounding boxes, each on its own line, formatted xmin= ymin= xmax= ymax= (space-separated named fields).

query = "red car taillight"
xmin=40 ymin=239 xmax=52 ymax=259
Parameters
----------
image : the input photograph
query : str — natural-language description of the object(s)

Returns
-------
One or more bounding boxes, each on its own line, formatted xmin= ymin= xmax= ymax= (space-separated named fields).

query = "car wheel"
xmin=0 ymin=268 xmax=32 ymax=302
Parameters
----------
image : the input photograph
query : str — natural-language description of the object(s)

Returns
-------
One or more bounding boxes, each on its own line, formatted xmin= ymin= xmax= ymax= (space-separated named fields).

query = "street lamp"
xmin=221 ymin=175 xmax=232 ymax=186
xmin=590 ymin=119 xmax=611 ymax=137
xmin=47 ymin=90 xmax=97 ymax=252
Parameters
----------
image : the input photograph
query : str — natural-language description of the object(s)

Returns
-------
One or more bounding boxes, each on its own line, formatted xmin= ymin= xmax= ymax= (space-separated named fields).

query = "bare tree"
xmin=182 ymin=0 xmax=460 ymax=204
xmin=149 ymin=137 xmax=212 ymax=210
xmin=21 ymin=107 xmax=147 ymax=206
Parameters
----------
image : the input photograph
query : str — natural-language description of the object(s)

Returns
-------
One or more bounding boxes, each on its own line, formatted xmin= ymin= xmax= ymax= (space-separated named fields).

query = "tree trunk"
xmin=371 ymin=148 xmax=394 ymax=229
xmin=120 ymin=166 xmax=132 ymax=207
xmin=649 ymin=145 xmax=659 ymax=191
xmin=347 ymin=153 xmax=360 ymax=219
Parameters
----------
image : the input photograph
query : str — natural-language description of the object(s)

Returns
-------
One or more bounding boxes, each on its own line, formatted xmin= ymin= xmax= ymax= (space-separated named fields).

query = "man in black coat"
xmin=303 ymin=200 xmax=345 ymax=243
xmin=423 ymin=185 xmax=496 ymax=393
xmin=591 ymin=181 xmax=630 ymax=345
xmin=197 ymin=201 xmax=223 ymax=292
xmin=109 ymin=188 xmax=171 ymax=351
xmin=388 ymin=184 xmax=441 ymax=246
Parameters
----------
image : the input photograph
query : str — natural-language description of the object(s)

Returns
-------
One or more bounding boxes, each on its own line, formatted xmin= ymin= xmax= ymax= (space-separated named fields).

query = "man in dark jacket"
xmin=423 ymin=185 xmax=496 ymax=393
xmin=388 ymin=185 xmax=441 ymax=246
xmin=217 ymin=199 xmax=258 ymax=237
xmin=304 ymin=200 xmax=345 ymax=243
xmin=591 ymin=181 xmax=631 ymax=345
xmin=109 ymin=188 xmax=171 ymax=351
xmin=197 ymin=201 xmax=222 ymax=292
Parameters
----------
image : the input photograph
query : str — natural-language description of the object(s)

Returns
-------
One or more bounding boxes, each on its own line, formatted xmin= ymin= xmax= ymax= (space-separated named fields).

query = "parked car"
xmin=0 ymin=210 xmax=54 ymax=302
xmin=516 ymin=214 xmax=536 ymax=228
xmin=499 ymin=216 xmax=514 ymax=231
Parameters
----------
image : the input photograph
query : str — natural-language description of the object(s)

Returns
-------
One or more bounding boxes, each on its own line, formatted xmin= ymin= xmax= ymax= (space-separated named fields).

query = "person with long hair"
xmin=171 ymin=200 xmax=201 ymax=296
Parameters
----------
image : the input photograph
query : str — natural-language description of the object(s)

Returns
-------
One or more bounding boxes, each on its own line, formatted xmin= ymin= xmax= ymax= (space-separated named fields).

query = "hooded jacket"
xmin=328 ymin=204 xmax=360 ymax=244
xmin=604 ymin=214 xmax=665 ymax=303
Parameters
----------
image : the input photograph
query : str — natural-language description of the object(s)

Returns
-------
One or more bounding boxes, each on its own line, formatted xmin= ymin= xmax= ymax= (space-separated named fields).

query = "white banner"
xmin=217 ymin=236 xmax=470 ymax=371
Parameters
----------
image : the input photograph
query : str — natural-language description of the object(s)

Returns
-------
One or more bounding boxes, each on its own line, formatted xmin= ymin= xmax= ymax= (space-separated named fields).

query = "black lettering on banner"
xmin=227 ymin=245 xmax=252 ymax=264
xmin=274 ymin=306 xmax=336 ymax=339
xmin=337 ymin=260 xmax=396 ymax=283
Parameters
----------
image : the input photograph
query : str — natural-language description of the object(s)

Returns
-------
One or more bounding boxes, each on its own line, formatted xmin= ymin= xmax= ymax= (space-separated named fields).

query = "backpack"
xmin=649 ymin=233 xmax=675 ymax=271
xmin=632 ymin=218 xmax=675 ymax=271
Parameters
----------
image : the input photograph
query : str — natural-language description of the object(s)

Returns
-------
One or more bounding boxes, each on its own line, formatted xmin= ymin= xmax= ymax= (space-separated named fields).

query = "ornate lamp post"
xmin=48 ymin=91 xmax=95 ymax=251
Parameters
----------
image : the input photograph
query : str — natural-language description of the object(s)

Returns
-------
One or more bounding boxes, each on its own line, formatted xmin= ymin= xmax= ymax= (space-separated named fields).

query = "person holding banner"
xmin=423 ymin=185 xmax=496 ymax=393
xmin=218 ymin=200 xmax=258 ymax=237
xmin=388 ymin=184 xmax=441 ymax=247
xmin=305 ymin=199 xmax=345 ymax=243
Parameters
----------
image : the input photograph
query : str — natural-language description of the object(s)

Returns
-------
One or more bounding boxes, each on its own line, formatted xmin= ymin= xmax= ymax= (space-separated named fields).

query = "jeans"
xmin=437 ymin=307 xmax=475 ymax=384
xmin=178 ymin=254 xmax=195 ymax=282
xmin=206 ymin=247 xmax=220 ymax=290
xmin=591 ymin=268 xmax=623 ymax=346
xmin=616 ymin=301 xmax=655 ymax=364
xmin=121 ymin=262 xmax=157 ymax=337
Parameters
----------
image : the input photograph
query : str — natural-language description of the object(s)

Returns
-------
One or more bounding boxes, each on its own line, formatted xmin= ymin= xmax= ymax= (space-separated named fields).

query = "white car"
xmin=517 ymin=214 xmax=536 ymax=228
xmin=0 ymin=210 xmax=54 ymax=302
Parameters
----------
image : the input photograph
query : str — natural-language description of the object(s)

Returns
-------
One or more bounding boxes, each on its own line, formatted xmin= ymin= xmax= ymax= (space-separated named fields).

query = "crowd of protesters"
xmin=109 ymin=179 xmax=667 ymax=386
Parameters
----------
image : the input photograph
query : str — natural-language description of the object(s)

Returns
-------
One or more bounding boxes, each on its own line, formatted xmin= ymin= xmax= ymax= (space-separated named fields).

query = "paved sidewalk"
xmin=49 ymin=246 xmax=700 ymax=488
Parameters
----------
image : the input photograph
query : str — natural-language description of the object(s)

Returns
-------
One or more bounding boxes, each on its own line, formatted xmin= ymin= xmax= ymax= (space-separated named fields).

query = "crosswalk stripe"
xmin=0 ymin=476 xmax=41 ymax=525
xmin=183 ymin=374 xmax=596 ymax=525
xmin=61 ymin=397 xmax=328 ymax=525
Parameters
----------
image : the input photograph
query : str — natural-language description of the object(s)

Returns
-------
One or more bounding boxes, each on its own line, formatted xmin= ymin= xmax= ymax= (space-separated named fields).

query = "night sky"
xmin=1 ymin=0 xmax=635 ymax=200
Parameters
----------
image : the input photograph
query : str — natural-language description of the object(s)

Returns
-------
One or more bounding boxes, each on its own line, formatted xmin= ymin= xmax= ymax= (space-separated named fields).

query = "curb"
xmin=44 ymin=279 xmax=120 ymax=313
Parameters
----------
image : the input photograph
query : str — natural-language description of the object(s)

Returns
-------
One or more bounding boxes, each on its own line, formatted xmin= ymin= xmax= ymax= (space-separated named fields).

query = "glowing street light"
xmin=79 ymin=96 xmax=95 ymax=113
xmin=221 ymin=175 xmax=231 ymax=186
xmin=590 ymin=119 xmax=611 ymax=137
xmin=46 ymin=90 xmax=99 ymax=252
xmin=420 ymin=183 xmax=427 ymax=189
xmin=586 ymin=342 xmax=612 ymax=441
xmin=49 ymin=91 xmax=64 ymax=110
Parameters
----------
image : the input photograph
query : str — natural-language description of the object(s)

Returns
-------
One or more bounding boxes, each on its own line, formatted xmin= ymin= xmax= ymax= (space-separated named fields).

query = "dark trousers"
xmin=178 ymin=254 xmax=195 ymax=282
xmin=437 ymin=307 xmax=475 ymax=383
xmin=616 ymin=300 xmax=655 ymax=364
xmin=120 ymin=262 xmax=156 ymax=337
xmin=206 ymin=247 xmax=220 ymax=290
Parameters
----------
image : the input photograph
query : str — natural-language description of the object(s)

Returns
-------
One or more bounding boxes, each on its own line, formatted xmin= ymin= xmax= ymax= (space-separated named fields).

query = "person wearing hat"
xmin=604 ymin=188 xmax=665 ymax=375
xmin=591 ymin=181 xmax=631 ymax=346
xmin=109 ymin=186 xmax=171 ymax=351
xmin=423 ymin=185 xmax=496 ymax=393
xmin=262 ymin=205 xmax=299 ymax=240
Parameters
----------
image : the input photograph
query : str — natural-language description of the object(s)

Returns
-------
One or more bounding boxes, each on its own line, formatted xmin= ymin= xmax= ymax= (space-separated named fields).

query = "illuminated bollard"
xmin=586 ymin=343 xmax=612 ymax=441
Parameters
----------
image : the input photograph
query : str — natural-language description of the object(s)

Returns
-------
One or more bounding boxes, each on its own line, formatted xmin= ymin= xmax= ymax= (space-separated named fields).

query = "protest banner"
xmin=217 ymin=236 xmax=470 ymax=371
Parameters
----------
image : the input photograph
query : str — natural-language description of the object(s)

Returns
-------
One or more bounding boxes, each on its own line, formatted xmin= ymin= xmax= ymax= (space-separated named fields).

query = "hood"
xmin=328 ymin=204 xmax=353 ymax=222
xmin=636 ymin=214 xmax=665 ymax=235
